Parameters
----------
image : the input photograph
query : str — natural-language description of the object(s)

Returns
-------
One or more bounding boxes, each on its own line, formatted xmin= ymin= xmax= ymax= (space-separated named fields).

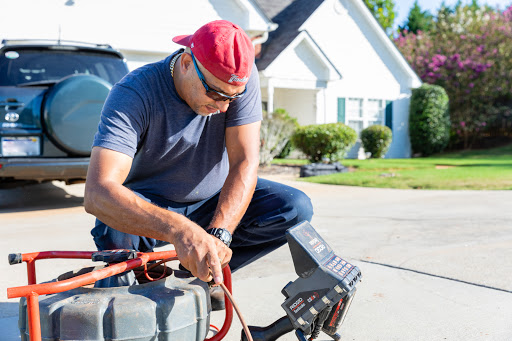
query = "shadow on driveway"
xmin=0 ymin=301 xmax=21 ymax=340
xmin=0 ymin=182 xmax=84 ymax=213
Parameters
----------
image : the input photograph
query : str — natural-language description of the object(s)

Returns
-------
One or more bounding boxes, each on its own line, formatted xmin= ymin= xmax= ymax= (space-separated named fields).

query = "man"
xmin=84 ymin=20 xmax=313 ymax=293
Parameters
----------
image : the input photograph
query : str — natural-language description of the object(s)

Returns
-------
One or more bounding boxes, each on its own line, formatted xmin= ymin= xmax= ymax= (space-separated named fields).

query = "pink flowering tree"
xmin=395 ymin=4 xmax=512 ymax=149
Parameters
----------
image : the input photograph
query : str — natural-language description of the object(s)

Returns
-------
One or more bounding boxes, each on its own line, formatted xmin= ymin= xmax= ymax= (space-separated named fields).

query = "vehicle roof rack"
xmin=1 ymin=39 xmax=113 ymax=50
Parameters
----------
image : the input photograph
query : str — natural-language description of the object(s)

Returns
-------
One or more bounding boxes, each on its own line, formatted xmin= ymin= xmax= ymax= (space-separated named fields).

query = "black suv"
xmin=0 ymin=39 xmax=129 ymax=188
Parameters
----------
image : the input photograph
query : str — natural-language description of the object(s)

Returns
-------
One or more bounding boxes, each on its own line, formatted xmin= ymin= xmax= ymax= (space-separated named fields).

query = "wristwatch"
xmin=207 ymin=228 xmax=232 ymax=247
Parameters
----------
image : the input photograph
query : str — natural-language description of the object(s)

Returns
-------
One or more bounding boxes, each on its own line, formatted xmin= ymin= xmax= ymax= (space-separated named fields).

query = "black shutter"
xmin=337 ymin=98 xmax=346 ymax=123
xmin=385 ymin=100 xmax=393 ymax=130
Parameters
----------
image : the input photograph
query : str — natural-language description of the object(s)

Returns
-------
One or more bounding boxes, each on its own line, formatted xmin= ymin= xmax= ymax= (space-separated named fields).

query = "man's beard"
xmin=194 ymin=105 xmax=222 ymax=117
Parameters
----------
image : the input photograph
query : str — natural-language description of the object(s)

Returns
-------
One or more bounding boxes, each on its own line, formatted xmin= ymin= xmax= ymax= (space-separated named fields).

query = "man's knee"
xmin=93 ymin=222 xmax=133 ymax=250
xmin=259 ymin=185 xmax=313 ymax=227
xmin=252 ymin=179 xmax=314 ymax=228
xmin=285 ymin=187 xmax=314 ymax=224
xmin=92 ymin=220 xmax=159 ymax=252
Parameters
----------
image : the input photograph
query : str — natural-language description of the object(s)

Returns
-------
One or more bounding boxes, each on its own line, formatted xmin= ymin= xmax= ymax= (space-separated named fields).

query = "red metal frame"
xmin=7 ymin=250 xmax=233 ymax=341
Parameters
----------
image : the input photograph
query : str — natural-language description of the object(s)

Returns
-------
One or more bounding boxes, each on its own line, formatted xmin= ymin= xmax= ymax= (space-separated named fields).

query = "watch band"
xmin=207 ymin=228 xmax=232 ymax=247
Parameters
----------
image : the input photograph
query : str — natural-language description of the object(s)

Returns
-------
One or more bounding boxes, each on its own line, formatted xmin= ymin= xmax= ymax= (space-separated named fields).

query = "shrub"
xmin=259 ymin=109 xmax=298 ymax=166
xmin=276 ymin=140 xmax=293 ymax=159
xmin=409 ymin=84 xmax=450 ymax=156
xmin=291 ymin=123 xmax=357 ymax=163
xmin=361 ymin=124 xmax=393 ymax=158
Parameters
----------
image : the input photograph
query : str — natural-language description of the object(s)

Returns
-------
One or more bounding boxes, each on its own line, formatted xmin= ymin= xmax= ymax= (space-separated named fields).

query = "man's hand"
xmin=173 ymin=224 xmax=232 ymax=284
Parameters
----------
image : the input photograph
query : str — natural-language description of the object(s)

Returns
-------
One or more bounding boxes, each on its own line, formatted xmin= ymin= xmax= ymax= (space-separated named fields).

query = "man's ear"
xmin=180 ymin=52 xmax=193 ymax=74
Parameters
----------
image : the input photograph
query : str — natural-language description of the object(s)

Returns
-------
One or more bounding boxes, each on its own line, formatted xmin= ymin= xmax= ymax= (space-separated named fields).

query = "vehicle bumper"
xmin=0 ymin=157 xmax=89 ymax=183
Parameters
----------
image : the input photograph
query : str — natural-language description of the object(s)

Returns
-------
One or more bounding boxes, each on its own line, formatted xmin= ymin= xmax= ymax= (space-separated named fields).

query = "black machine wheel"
xmin=42 ymin=74 xmax=111 ymax=156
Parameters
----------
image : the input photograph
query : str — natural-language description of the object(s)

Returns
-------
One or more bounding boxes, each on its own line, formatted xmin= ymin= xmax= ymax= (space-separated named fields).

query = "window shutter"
xmin=385 ymin=100 xmax=393 ymax=130
xmin=337 ymin=98 xmax=346 ymax=123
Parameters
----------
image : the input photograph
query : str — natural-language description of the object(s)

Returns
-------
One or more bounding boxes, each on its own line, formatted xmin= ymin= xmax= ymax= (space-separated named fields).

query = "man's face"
xmin=182 ymin=52 xmax=247 ymax=117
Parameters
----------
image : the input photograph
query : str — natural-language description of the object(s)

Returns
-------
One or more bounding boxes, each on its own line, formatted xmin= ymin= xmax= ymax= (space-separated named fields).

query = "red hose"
xmin=205 ymin=266 xmax=234 ymax=341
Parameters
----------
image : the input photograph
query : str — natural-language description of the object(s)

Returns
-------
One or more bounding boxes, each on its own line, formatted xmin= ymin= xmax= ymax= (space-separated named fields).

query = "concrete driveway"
xmin=1 ymin=176 xmax=511 ymax=340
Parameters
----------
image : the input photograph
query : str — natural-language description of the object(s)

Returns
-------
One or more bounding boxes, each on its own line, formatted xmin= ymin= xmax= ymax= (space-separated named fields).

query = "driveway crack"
xmin=359 ymin=259 xmax=512 ymax=294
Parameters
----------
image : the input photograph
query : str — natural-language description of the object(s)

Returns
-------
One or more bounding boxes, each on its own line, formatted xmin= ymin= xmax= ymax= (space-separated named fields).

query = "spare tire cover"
xmin=43 ymin=74 xmax=111 ymax=156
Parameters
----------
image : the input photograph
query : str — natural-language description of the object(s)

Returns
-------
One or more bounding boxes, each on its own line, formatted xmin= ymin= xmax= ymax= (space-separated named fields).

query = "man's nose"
xmin=216 ymin=100 xmax=230 ymax=112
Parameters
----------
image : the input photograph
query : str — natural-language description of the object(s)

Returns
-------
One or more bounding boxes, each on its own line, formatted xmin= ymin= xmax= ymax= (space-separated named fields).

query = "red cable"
xmin=141 ymin=257 xmax=177 ymax=281
xmin=220 ymin=282 xmax=253 ymax=341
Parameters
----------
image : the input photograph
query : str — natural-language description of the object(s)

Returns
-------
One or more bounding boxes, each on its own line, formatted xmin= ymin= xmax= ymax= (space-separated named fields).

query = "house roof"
xmin=255 ymin=0 xmax=324 ymax=71
xmin=254 ymin=0 xmax=295 ymax=19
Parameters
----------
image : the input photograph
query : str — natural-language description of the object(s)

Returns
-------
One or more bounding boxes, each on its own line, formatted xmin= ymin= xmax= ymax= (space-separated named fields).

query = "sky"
xmin=394 ymin=0 xmax=512 ymax=29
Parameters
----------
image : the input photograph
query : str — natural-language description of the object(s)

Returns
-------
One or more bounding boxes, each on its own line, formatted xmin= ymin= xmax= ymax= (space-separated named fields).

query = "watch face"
xmin=220 ymin=230 xmax=230 ymax=240
xmin=210 ymin=228 xmax=231 ymax=246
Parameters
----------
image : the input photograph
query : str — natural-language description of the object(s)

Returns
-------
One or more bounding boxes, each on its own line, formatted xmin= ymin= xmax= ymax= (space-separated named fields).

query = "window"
xmin=0 ymin=49 xmax=127 ymax=86
xmin=367 ymin=99 xmax=385 ymax=126
xmin=346 ymin=98 xmax=363 ymax=133
xmin=343 ymin=98 xmax=386 ymax=135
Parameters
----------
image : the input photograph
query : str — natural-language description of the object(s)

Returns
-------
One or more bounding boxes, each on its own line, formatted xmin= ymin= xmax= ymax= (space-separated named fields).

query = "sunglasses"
xmin=190 ymin=51 xmax=246 ymax=102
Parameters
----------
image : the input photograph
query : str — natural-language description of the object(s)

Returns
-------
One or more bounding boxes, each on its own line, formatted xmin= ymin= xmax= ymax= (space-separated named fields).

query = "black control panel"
xmin=281 ymin=221 xmax=362 ymax=338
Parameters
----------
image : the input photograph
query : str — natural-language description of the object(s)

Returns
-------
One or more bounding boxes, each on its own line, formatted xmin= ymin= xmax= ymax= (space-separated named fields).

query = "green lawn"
xmin=273 ymin=144 xmax=512 ymax=190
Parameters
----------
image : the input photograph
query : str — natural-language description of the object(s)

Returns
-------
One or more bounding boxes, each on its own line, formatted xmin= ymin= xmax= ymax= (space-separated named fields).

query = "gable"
xmin=299 ymin=0 xmax=421 ymax=87
xmin=263 ymin=31 xmax=340 ymax=87
xmin=255 ymin=0 xmax=324 ymax=70
xmin=257 ymin=0 xmax=420 ymax=89
xmin=297 ymin=0 xmax=421 ymax=91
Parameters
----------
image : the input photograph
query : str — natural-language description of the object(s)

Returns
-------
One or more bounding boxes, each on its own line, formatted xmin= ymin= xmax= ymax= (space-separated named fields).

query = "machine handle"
xmin=8 ymin=253 xmax=22 ymax=265
xmin=91 ymin=249 xmax=137 ymax=263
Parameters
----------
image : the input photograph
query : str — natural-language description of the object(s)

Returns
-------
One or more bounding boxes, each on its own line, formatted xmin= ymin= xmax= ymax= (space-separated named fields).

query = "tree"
xmin=399 ymin=0 xmax=434 ymax=34
xmin=363 ymin=0 xmax=396 ymax=36
xmin=468 ymin=0 xmax=480 ymax=12
xmin=395 ymin=4 xmax=512 ymax=149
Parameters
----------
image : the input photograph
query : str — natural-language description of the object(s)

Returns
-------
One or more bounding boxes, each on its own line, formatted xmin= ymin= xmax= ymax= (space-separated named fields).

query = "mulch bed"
xmin=258 ymin=164 xmax=302 ymax=176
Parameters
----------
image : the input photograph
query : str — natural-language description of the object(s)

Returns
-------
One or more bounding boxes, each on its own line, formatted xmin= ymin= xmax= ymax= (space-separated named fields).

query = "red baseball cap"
xmin=172 ymin=20 xmax=255 ymax=86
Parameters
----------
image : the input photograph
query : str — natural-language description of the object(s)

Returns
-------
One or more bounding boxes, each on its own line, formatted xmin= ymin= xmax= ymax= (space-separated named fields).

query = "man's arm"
xmin=208 ymin=120 xmax=261 ymax=234
xmin=84 ymin=146 xmax=227 ymax=284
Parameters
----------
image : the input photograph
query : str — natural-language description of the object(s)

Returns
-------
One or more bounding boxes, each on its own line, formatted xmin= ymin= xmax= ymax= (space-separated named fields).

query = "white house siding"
xmin=120 ymin=50 xmax=171 ymax=72
xmin=1 ymin=0 xmax=271 ymax=71
xmin=387 ymin=94 xmax=413 ymax=158
xmin=274 ymin=88 xmax=318 ymax=126
xmin=2 ymin=0 xmax=221 ymax=54
xmin=298 ymin=0 xmax=417 ymax=158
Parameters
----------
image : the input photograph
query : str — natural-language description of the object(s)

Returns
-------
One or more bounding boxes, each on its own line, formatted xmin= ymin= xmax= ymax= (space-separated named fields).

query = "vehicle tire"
xmin=43 ymin=74 xmax=111 ymax=156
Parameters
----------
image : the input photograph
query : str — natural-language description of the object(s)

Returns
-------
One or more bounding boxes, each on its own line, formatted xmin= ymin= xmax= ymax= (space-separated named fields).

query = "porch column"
xmin=267 ymin=79 xmax=274 ymax=114
xmin=316 ymin=88 xmax=327 ymax=124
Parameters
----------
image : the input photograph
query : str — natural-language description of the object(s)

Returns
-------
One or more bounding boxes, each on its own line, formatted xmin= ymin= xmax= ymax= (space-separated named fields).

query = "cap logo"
xmin=191 ymin=42 xmax=194 ymax=48
xmin=228 ymin=74 xmax=248 ymax=83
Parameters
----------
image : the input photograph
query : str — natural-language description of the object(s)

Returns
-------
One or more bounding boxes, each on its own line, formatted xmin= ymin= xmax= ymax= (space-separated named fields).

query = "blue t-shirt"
xmin=93 ymin=50 xmax=262 ymax=203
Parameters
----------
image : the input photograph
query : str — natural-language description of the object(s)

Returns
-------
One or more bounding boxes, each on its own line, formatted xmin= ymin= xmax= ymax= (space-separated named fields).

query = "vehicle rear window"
xmin=0 ymin=48 xmax=128 ymax=86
